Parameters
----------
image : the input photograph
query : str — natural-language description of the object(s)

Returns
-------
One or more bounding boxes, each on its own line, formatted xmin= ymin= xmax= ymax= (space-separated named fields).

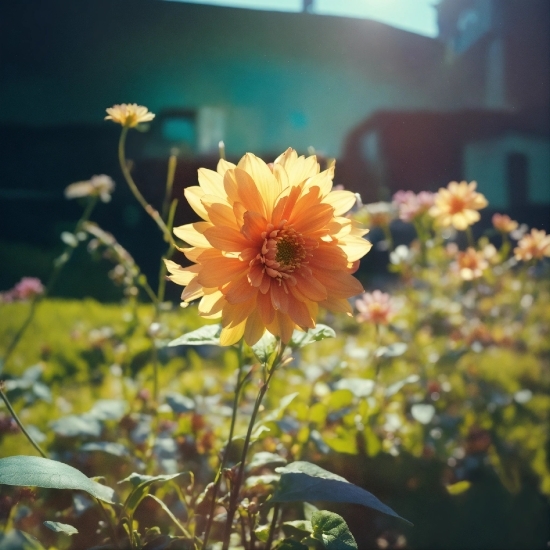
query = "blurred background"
xmin=0 ymin=0 xmax=549 ymax=298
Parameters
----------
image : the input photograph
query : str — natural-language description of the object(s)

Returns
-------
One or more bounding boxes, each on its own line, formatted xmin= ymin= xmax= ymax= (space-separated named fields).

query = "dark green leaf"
xmin=311 ymin=511 xmax=357 ymax=550
xmin=0 ymin=456 xmax=115 ymax=504
xmin=271 ymin=461 xmax=411 ymax=525
xmin=282 ymin=519 xmax=313 ymax=539
xmin=168 ymin=325 xmax=222 ymax=347
xmin=43 ymin=522 xmax=78 ymax=536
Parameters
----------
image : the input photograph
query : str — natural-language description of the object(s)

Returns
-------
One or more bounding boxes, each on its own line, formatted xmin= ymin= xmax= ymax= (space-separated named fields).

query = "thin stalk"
xmin=1 ymin=196 xmax=99 ymax=369
xmin=162 ymin=155 xmax=177 ymax=221
xmin=202 ymin=342 xmax=248 ymax=549
xmin=157 ymin=199 xmax=179 ymax=303
xmin=117 ymin=127 xmax=175 ymax=247
xmin=221 ymin=344 xmax=285 ymax=550
xmin=382 ymin=224 xmax=394 ymax=251
xmin=0 ymin=386 xmax=46 ymax=458
xmin=264 ymin=503 xmax=280 ymax=550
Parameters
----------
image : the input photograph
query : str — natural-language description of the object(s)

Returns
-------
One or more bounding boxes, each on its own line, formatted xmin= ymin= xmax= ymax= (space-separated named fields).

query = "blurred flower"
xmin=514 ymin=228 xmax=550 ymax=261
xmin=492 ymin=213 xmax=518 ymax=233
xmin=355 ymin=290 xmax=396 ymax=325
xmin=429 ymin=181 xmax=488 ymax=230
xmin=105 ymin=103 xmax=155 ymax=128
xmin=362 ymin=201 xmax=395 ymax=227
xmin=455 ymin=247 xmax=488 ymax=280
xmin=165 ymin=148 xmax=371 ymax=346
xmin=393 ymin=190 xmax=434 ymax=222
xmin=0 ymin=277 xmax=44 ymax=302
xmin=64 ymin=175 xmax=115 ymax=203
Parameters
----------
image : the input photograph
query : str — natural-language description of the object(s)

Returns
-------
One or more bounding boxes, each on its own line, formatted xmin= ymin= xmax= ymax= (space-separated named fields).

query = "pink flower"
xmin=1 ymin=277 xmax=44 ymax=302
xmin=355 ymin=290 xmax=396 ymax=325
xmin=393 ymin=191 xmax=434 ymax=222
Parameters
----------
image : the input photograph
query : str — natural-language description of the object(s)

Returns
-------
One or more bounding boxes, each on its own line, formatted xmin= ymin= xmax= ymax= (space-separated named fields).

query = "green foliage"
xmin=0 ymin=456 xmax=115 ymax=503
xmin=311 ymin=511 xmax=357 ymax=550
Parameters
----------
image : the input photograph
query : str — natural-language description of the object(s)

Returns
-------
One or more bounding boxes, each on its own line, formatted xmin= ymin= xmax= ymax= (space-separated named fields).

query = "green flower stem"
xmin=382 ymin=224 xmax=394 ymax=251
xmin=162 ymin=155 xmax=178 ymax=221
xmin=1 ymin=195 xmax=99 ymax=370
xmin=118 ymin=127 xmax=176 ymax=248
xmin=0 ymin=386 xmax=46 ymax=458
xmin=265 ymin=503 xmax=280 ymax=550
xmin=157 ymin=198 xmax=179 ymax=303
xmin=203 ymin=342 xmax=249 ymax=550
xmin=221 ymin=343 xmax=286 ymax=550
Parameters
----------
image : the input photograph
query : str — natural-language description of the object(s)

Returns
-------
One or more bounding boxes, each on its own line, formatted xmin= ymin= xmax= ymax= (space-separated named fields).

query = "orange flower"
xmin=514 ymin=229 xmax=550 ymax=261
xmin=165 ymin=149 xmax=372 ymax=345
xmin=105 ymin=104 xmax=155 ymax=127
xmin=429 ymin=181 xmax=488 ymax=230
xmin=455 ymin=247 xmax=488 ymax=280
xmin=492 ymin=213 xmax=518 ymax=233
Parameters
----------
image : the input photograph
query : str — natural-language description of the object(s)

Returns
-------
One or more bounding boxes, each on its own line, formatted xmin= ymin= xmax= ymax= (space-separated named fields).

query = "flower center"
xmin=449 ymin=196 xmax=466 ymax=214
xmin=249 ymin=222 xmax=313 ymax=287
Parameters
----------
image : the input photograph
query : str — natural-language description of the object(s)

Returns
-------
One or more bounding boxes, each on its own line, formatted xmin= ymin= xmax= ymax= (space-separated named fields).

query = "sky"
xmin=167 ymin=0 xmax=440 ymax=38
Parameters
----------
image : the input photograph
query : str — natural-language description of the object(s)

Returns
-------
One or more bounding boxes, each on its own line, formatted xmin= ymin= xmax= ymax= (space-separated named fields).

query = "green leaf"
xmin=251 ymin=331 xmax=277 ymax=363
xmin=81 ymin=442 xmax=129 ymax=457
xmin=290 ymin=325 xmax=336 ymax=348
xmin=167 ymin=324 xmax=222 ymax=347
xmin=43 ymin=521 xmax=78 ymax=536
xmin=247 ymin=451 xmax=287 ymax=472
xmin=375 ymin=343 xmax=408 ymax=359
xmin=311 ymin=510 xmax=357 ymax=550
xmin=271 ymin=461 xmax=411 ymax=525
xmin=0 ymin=530 xmax=46 ymax=550
xmin=254 ymin=524 xmax=271 ymax=543
xmin=121 ymin=472 xmax=187 ymax=518
xmin=282 ymin=519 xmax=313 ymax=539
xmin=262 ymin=392 xmax=300 ymax=423
xmin=0 ymin=456 xmax=115 ymax=504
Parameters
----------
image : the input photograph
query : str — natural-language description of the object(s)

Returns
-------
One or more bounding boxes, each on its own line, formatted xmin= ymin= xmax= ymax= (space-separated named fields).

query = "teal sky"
xmin=168 ymin=0 xmax=440 ymax=37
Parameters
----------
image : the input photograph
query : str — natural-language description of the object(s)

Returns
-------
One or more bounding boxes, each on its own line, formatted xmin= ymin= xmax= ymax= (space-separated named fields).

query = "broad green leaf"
xmin=166 ymin=393 xmax=195 ymax=413
xmin=251 ymin=331 xmax=277 ymax=363
xmin=0 ymin=530 xmax=46 ymax=550
xmin=271 ymin=461 xmax=411 ymax=525
xmin=81 ymin=442 xmax=129 ymax=457
xmin=311 ymin=510 xmax=357 ymax=550
xmin=168 ymin=324 xmax=222 ymax=347
xmin=247 ymin=451 xmax=287 ymax=472
xmin=375 ymin=342 xmax=408 ymax=359
xmin=0 ymin=456 xmax=115 ymax=504
xmin=51 ymin=414 xmax=102 ymax=438
xmin=43 ymin=521 xmax=78 ymax=536
xmin=303 ymin=502 xmax=320 ymax=521
xmin=290 ymin=325 xmax=336 ymax=348
xmin=245 ymin=474 xmax=279 ymax=489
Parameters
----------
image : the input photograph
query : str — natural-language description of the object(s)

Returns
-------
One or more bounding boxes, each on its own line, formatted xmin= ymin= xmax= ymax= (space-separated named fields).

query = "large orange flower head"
xmin=166 ymin=148 xmax=372 ymax=346
xmin=429 ymin=181 xmax=488 ymax=230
